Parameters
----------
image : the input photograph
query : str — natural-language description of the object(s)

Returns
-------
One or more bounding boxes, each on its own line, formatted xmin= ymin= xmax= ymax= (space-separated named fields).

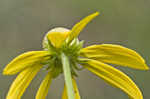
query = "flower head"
xmin=3 ymin=12 xmax=149 ymax=99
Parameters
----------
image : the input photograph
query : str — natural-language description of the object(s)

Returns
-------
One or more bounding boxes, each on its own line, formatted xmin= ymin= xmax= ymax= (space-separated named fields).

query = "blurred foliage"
xmin=0 ymin=0 xmax=150 ymax=99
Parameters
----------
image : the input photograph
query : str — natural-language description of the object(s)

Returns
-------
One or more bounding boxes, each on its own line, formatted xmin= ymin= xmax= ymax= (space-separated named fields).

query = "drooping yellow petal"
xmin=36 ymin=71 xmax=52 ymax=99
xmin=80 ymin=44 xmax=149 ymax=70
xmin=72 ymin=78 xmax=80 ymax=99
xmin=3 ymin=51 xmax=51 ymax=75
xmin=62 ymin=84 xmax=68 ymax=99
xmin=6 ymin=65 xmax=42 ymax=99
xmin=80 ymin=59 xmax=143 ymax=99
xmin=62 ymin=78 xmax=80 ymax=99
xmin=67 ymin=12 xmax=99 ymax=43
xmin=46 ymin=27 xmax=70 ymax=48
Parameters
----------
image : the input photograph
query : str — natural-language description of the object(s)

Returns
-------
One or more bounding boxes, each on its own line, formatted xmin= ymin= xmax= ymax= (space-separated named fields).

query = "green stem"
xmin=61 ymin=53 xmax=75 ymax=99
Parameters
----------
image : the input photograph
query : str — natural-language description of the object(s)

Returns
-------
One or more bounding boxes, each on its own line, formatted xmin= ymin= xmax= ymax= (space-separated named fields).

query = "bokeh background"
xmin=0 ymin=0 xmax=150 ymax=99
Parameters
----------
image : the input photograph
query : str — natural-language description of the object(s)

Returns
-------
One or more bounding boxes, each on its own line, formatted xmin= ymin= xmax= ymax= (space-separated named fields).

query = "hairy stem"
xmin=61 ymin=53 xmax=75 ymax=99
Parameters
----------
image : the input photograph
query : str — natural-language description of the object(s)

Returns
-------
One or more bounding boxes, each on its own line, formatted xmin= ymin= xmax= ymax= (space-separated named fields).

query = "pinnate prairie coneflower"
xmin=3 ymin=12 xmax=149 ymax=99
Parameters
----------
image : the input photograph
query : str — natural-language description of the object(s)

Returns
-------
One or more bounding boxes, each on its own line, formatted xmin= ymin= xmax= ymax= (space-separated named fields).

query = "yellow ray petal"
xmin=72 ymin=78 xmax=80 ymax=99
xmin=3 ymin=51 xmax=51 ymax=75
xmin=62 ymin=78 xmax=80 ymax=99
xmin=6 ymin=65 xmax=42 ymax=99
xmin=80 ymin=59 xmax=143 ymax=99
xmin=80 ymin=44 xmax=149 ymax=70
xmin=67 ymin=12 xmax=99 ymax=43
xmin=36 ymin=71 xmax=52 ymax=99
xmin=46 ymin=27 xmax=70 ymax=48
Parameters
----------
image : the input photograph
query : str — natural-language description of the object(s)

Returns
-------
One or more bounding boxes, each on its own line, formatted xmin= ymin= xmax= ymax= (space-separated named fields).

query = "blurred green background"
xmin=0 ymin=0 xmax=150 ymax=99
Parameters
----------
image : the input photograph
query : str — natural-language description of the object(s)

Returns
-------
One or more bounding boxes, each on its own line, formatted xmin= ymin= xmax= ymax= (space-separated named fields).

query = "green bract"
xmin=43 ymin=28 xmax=84 ymax=78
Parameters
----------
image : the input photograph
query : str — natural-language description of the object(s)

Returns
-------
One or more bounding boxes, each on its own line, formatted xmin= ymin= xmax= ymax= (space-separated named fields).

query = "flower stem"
xmin=61 ymin=53 xmax=75 ymax=99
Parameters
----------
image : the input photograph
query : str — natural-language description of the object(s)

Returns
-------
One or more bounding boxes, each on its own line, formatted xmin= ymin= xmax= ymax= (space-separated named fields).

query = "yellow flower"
xmin=3 ymin=12 xmax=149 ymax=99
